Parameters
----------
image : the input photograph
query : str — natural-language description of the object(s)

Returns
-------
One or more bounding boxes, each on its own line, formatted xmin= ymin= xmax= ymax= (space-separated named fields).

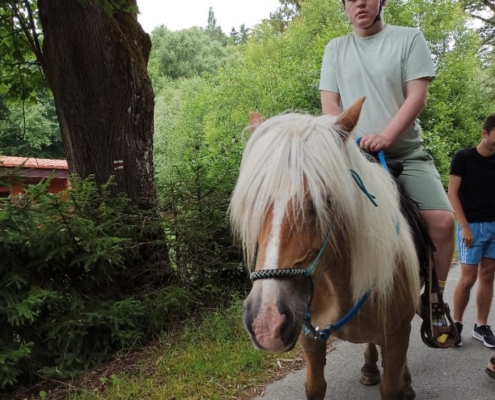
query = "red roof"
xmin=0 ymin=156 xmax=68 ymax=170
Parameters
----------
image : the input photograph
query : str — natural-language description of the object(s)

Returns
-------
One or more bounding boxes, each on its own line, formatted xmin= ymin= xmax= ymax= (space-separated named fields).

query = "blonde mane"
xmin=229 ymin=113 xmax=419 ymax=302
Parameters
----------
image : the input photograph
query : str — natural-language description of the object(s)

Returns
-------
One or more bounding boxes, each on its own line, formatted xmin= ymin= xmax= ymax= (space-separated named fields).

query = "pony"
xmin=229 ymin=98 xmax=421 ymax=400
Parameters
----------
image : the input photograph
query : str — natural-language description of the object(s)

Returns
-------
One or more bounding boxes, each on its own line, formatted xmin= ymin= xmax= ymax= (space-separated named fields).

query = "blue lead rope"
xmin=355 ymin=137 xmax=390 ymax=172
xmin=303 ymin=139 xmax=393 ymax=340
xmin=251 ymin=139 xmax=396 ymax=341
xmin=304 ymin=291 xmax=371 ymax=340
xmin=377 ymin=150 xmax=390 ymax=174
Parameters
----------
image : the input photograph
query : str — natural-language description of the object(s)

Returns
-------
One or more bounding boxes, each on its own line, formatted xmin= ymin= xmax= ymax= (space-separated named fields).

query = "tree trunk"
xmin=38 ymin=0 xmax=155 ymax=208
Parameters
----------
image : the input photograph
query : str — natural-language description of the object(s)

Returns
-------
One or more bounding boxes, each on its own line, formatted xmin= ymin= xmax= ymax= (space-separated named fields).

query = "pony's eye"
xmin=306 ymin=201 xmax=316 ymax=219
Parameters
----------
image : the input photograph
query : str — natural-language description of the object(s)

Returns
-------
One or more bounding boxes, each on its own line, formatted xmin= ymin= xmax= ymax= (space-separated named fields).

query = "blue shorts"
xmin=457 ymin=222 xmax=495 ymax=264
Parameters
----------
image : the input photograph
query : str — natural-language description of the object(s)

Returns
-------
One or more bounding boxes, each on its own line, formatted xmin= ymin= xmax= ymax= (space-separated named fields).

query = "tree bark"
xmin=38 ymin=0 xmax=155 ymax=208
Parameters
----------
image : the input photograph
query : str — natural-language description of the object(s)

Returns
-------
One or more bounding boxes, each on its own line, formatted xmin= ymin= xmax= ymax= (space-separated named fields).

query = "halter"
xmin=249 ymin=144 xmax=388 ymax=341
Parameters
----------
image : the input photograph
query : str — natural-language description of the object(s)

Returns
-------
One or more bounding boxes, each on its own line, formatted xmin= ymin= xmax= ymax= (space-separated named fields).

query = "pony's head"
xmin=230 ymin=98 xmax=415 ymax=352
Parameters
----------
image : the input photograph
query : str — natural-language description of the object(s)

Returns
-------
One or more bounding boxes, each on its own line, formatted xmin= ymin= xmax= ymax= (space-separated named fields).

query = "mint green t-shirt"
xmin=319 ymin=25 xmax=435 ymax=158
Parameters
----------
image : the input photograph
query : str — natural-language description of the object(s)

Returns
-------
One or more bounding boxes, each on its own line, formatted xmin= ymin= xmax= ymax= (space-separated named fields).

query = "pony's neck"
xmin=313 ymin=247 xmax=356 ymax=318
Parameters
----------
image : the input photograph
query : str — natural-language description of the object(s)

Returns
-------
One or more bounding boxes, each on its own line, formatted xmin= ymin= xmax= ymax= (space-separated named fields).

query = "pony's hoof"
xmin=404 ymin=387 xmax=416 ymax=400
xmin=360 ymin=372 xmax=380 ymax=386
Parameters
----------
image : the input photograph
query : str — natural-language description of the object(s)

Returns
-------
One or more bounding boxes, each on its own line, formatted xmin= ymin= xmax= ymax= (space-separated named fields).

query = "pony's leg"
xmin=301 ymin=335 xmax=327 ymax=400
xmin=361 ymin=343 xmax=381 ymax=385
xmin=379 ymin=334 xmax=410 ymax=400
xmin=402 ymin=361 xmax=416 ymax=400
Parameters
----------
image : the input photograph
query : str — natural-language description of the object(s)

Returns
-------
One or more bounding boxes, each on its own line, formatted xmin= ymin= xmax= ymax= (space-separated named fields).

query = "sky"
xmin=137 ymin=0 xmax=281 ymax=33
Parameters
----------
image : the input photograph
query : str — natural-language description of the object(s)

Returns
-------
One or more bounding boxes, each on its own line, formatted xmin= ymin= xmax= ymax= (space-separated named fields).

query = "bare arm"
xmin=360 ymin=78 xmax=430 ymax=152
xmin=321 ymin=91 xmax=341 ymax=116
xmin=448 ymin=174 xmax=473 ymax=247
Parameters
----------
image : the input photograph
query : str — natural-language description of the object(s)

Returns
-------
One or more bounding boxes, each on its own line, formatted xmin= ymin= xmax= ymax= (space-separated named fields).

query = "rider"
xmin=319 ymin=0 xmax=455 ymax=344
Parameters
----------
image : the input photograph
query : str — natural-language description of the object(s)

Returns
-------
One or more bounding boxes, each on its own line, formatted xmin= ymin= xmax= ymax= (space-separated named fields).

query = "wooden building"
xmin=0 ymin=156 xmax=69 ymax=197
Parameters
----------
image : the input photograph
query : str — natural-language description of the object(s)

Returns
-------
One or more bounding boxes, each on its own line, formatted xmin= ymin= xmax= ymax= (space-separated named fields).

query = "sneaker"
xmin=473 ymin=324 xmax=495 ymax=348
xmin=454 ymin=322 xmax=463 ymax=347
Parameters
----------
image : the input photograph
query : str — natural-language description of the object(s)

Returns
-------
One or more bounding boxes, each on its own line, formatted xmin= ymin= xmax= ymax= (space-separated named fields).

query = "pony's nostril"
xmin=279 ymin=310 xmax=298 ymax=345
xmin=280 ymin=312 xmax=289 ymax=333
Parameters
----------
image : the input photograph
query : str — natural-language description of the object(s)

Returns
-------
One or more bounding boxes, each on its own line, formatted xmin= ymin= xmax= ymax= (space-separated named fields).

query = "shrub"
xmin=0 ymin=175 xmax=182 ymax=389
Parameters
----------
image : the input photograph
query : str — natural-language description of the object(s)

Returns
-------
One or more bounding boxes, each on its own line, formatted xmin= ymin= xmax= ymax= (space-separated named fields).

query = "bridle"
xmin=250 ymin=209 xmax=371 ymax=341
xmin=248 ymin=143 xmax=390 ymax=341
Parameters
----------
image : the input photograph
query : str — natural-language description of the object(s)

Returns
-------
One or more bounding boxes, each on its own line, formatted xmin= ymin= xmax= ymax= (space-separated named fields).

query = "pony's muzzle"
xmin=242 ymin=282 xmax=304 ymax=353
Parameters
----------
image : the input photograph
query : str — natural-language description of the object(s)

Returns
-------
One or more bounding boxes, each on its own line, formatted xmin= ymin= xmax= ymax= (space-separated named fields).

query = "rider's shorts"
xmin=457 ymin=222 xmax=495 ymax=264
xmin=389 ymin=147 xmax=453 ymax=212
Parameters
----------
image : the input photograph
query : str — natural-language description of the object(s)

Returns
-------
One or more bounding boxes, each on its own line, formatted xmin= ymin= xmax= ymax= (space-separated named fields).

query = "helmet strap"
xmin=365 ymin=0 xmax=385 ymax=29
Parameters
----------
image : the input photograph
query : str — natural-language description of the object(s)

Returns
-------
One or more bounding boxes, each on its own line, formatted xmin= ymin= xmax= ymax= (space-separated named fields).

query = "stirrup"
xmin=418 ymin=260 xmax=458 ymax=349
xmin=419 ymin=293 xmax=457 ymax=348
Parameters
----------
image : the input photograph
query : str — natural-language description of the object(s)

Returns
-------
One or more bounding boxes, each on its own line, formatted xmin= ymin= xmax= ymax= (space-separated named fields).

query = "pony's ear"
xmin=336 ymin=96 xmax=365 ymax=141
xmin=248 ymin=112 xmax=266 ymax=133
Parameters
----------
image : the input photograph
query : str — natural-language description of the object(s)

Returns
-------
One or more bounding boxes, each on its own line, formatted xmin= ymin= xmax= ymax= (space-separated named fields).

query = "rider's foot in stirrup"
xmin=432 ymin=320 xmax=449 ymax=344
xmin=429 ymin=291 xmax=452 ymax=345
xmin=431 ymin=304 xmax=449 ymax=344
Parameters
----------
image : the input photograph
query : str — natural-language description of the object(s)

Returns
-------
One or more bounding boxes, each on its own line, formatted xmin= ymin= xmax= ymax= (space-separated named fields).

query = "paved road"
xmin=255 ymin=263 xmax=495 ymax=399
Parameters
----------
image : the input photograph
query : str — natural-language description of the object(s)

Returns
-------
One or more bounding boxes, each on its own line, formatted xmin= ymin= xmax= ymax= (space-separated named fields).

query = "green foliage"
xmin=154 ymin=0 xmax=491 ymax=239
xmin=152 ymin=1 xmax=349 ymax=298
xmin=229 ymin=24 xmax=251 ymax=44
xmin=148 ymin=26 xmax=236 ymax=93
xmin=153 ymin=78 xmax=247 ymax=292
xmin=0 ymin=92 xmax=64 ymax=158
xmin=0 ymin=175 xmax=189 ymax=389
xmin=386 ymin=0 xmax=491 ymax=181
xmin=70 ymin=300 xmax=287 ymax=400
xmin=269 ymin=0 xmax=301 ymax=32
xmin=205 ymin=6 xmax=228 ymax=44
xmin=152 ymin=0 xmax=490 ymax=289
xmin=0 ymin=1 xmax=44 ymax=104
xmin=140 ymin=285 xmax=201 ymax=336
xmin=462 ymin=0 xmax=495 ymax=48
xmin=0 ymin=0 xmax=140 ymax=106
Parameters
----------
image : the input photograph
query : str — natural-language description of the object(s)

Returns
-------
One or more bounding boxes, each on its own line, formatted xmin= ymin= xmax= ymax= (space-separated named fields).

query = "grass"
xmin=57 ymin=299 xmax=302 ymax=400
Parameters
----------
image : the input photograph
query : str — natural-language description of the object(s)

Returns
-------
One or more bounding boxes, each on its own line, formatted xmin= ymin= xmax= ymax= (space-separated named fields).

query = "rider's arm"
xmin=358 ymin=78 xmax=430 ymax=152
xmin=379 ymin=78 xmax=430 ymax=146
xmin=321 ymin=91 xmax=341 ymax=116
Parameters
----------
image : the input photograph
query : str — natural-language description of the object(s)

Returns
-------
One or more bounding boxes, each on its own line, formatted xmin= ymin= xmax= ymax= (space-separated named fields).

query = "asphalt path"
xmin=254 ymin=263 xmax=495 ymax=399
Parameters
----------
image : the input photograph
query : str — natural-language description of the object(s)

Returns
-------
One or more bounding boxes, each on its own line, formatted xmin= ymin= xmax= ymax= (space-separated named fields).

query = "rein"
xmin=249 ymin=143 xmax=390 ymax=341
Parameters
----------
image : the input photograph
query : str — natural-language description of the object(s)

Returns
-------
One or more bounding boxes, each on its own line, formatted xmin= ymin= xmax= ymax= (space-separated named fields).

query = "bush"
xmin=0 ymin=175 xmax=187 ymax=390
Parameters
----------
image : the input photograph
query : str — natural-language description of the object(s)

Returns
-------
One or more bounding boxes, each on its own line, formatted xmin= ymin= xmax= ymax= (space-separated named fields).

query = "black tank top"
xmin=450 ymin=147 xmax=495 ymax=222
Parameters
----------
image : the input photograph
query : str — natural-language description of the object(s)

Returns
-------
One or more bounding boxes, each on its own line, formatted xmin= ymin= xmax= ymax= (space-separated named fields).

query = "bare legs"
xmin=454 ymin=258 xmax=495 ymax=325
xmin=476 ymin=258 xmax=495 ymax=324
xmin=420 ymin=210 xmax=455 ymax=281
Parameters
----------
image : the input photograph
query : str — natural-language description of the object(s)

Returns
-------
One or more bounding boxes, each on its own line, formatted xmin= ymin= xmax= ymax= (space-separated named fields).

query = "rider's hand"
xmin=359 ymin=134 xmax=392 ymax=152
xmin=460 ymin=225 xmax=474 ymax=248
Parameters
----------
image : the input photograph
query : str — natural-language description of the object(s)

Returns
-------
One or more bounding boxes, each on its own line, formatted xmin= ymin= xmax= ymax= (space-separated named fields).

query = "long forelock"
xmin=229 ymin=113 xmax=357 ymax=268
xmin=229 ymin=113 xmax=419 ymax=304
